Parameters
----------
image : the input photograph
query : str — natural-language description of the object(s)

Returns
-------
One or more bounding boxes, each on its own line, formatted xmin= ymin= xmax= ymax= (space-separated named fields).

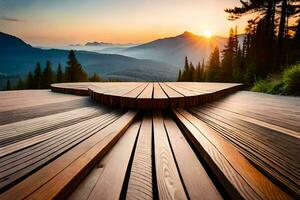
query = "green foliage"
xmin=33 ymin=62 xmax=42 ymax=89
xmin=6 ymin=80 xmax=11 ymax=90
xmin=41 ymin=61 xmax=54 ymax=89
xmin=5 ymin=50 xmax=103 ymax=90
xmin=251 ymin=78 xmax=283 ymax=94
xmin=26 ymin=72 xmax=35 ymax=89
xmin=65 ymin=50 xmax=88 ymax=82
xmin=282 ymin=64 xmax=300 ymax=95
xmin=16 ymin=78 xmax=25 ymax=90
xmin=178 ymin=57 xmax=205 ymax=82
xmin=251 ymin=64 xmax=300 ymax=96
xmin=206 ymin=46 xmax=220 ymax=81
xmin=89 ymin=73 xmax=102 ymax=82
xmin=56 ymin=64 xmax=64 ymax=83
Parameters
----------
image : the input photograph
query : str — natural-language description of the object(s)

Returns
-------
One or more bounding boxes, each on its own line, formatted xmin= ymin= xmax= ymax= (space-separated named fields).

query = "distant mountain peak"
xmin=179 ymin=31 xmax=197 ymax=37
xmin=85 ymin=41 xmax=113 ymax=46
xmin=181 ymin=31 xmax=194 ymax=36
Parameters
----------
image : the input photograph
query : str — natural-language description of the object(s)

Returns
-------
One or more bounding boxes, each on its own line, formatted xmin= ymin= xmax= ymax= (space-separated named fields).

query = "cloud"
xmin=0 ymin=17 xmax=23 ymax=22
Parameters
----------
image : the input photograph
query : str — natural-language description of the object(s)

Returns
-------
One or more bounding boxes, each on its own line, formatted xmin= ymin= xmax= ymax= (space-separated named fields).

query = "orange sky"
xmin=0 ymin=0 xmax=250 ymax=46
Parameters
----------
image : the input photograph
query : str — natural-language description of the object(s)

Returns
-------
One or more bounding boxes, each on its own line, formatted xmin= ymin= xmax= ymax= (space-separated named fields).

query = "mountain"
xmin=121 ymin=31 xmax=241 ymax=67
xmin=85 ymin=42 xmax=114 ymax=46
xmin=0 ymin=32 xmax=178 ymax=82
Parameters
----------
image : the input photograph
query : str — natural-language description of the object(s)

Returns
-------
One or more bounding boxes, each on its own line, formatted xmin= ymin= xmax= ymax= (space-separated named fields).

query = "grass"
xmin=251 ymin=63 xmax=300 ymax=96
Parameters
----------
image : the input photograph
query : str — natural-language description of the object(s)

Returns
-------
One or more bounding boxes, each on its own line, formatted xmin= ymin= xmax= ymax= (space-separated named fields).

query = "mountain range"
xmin=120 ymin=31 xmax=228 ymax=66
xmin=0 ymin=31 xmax=245 ymax=87
xmin=0 ymin=32 xmax=178 ymax=82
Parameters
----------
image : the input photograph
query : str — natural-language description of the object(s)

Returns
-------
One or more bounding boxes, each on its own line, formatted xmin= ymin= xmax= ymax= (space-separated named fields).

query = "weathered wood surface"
xmin=173 ymin=109 xmax=291 ymax=200
xmin=187 ymin=91 xmax=300 ymax=198
xmin=0 ymin=88 xmax=298 ymax=200
xmin=52 ymin=82 xmax=242 ymax=108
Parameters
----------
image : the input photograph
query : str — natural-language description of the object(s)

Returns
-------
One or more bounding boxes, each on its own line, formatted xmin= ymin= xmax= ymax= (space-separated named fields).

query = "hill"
xmin=121 ymin=31 xmax=227 ymax=67
xmin=0 ymin=32 xmax=178 ymax=82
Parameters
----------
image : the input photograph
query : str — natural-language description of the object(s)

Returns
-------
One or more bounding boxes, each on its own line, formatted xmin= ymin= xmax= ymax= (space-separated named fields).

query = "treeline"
xmin=178 ymin=0 xmax=300 ymax=85
xmin=5 ymin=50 xmax=101 ymax=90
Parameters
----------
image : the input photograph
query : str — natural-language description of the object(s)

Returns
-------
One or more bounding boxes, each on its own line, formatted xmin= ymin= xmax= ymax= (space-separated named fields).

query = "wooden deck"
xmin=51 ymin=82 xmax=242 ymax=108
xmin=0 ymin=87 xmax=299 ymax=199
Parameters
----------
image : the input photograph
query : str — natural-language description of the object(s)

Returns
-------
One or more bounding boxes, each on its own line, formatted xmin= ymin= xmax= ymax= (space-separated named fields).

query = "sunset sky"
xmin=0 ymin=0 xmax=250 ymax=46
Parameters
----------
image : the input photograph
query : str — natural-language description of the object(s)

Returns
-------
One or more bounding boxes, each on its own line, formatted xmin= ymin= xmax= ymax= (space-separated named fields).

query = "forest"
xmin=5 ymin=50 xmax=102 ymax=90
xmin=177 ymin=0 xmax=300 ymax=95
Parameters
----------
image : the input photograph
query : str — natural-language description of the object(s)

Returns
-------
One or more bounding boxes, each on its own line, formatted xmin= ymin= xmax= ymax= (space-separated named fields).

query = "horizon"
xmin=0 ymin=0 xmax=249 ymax=46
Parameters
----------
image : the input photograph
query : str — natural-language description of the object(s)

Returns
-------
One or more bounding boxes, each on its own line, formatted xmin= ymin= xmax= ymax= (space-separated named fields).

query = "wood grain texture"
xmin=87 ymin=120 xmax=141 ymax=200
xmin=51 ymin=82 xmax=242 ymax=109
xmin=188 ymin=91 xmax=300 ymax=198
xmin=126 ymin=112 xmax=153 ymax=200
xmin=0 ymin=111 xmax=137 ymax=200
xmin=163 ymin=116 xmax=222 ymax=200
xmin=173 ymin=109 xmax=292 ymax=200
xmin=153 ymin=111 xmax=187 ymax=200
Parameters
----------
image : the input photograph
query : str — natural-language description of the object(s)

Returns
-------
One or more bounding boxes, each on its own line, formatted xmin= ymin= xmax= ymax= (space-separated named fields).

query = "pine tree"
xmin=181 ymin=56 xmax=190 ymax=81
xmin=221 ymin=28 xmax=236 ymax=82
xmin=56 ymin=64 xmax=64 ymax=83
xmin=193 ymin=62 xmax=201 ymax=82
xmin=26 ymin=72 xmax=35 ymax=89
xmin=89 ymin=73 xmax=102 ymax=82
xmin=177 ymin=69 xmax=182 ymax=81
xmin=189 ymin=62 xmax=195 ymax=81
xmin=207 ymin=46 xmax=220 ymax=81
xmin=33 ymin=62 xmax=42 ymax=89
xmin=201 ymin=58 xmax=205 ymax=81
xmin=294 ymin=21 xmax=300 ymax=49
xmin=6 ymin=80 xmax=11 ymax=90
xmin=16 ymin=78 xmax=24 ymax=90
xmin=41 ymin=61 xmax=54 ymax=89
xmin=65 ymin=50 xmax=88 ymax=82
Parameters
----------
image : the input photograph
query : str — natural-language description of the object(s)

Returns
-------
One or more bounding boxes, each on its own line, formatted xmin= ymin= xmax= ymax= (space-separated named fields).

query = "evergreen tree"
xmin=201 ymin=58 xmax=206 ymax=80
xmin=56 ymin=64 xmax=64 ymax=83
xmin=189 ymin=62 xmax=195 ymax=81
xmin=89 ymin=73 xmax=102 ymax=82
xmin=41 ymin=61 xmax=54 ymax=89
xmin=26 ymin=72 xmax=35 ymax=89
xmin=193 ymin=62 xmax=202 ymax=82
xmin=16 ymin=78 xmax=25 ymax=90
xmin=177 ymin=69 xmax=182 ymax=81
xmin=221 ymin=28 xmax=236 ymax=82
xmin=181 ymin=56 xmax=190 ymax=81
xmin=33 ymin=62 xmax=42 ymax=89
xmin=294 ymin=21 xmax=300 ymax=49
xmin=207 ymin=46 xmax=220 ymax=81
xmin=6 ymin=80 xmax=11 ymax=90
xmin=65 ymin=50 xmax=88 ymax=82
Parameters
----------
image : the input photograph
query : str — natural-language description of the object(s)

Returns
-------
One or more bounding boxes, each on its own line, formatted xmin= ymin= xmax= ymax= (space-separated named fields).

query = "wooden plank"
xmin=165 ymin=83 xmax=199 ymax=107
xmin=0 ymin=98 xmax=92 ymax=126
xmin=153 ymin=83 xmax=168 ymax=109
xmin=163 ymin=116 xmax=222 ymax=200
xmin=153 ymin=111 xmax=187 ymax=200
xmin=159 ymin=83 xmax=185 ymax=108
xmin=121 ymin=83 xmax=148 ymax=108
xmin=173 ymin=109 xmax=292 ymax=200
xmin=0 ymin=113 xmax=119 ymax=192
xmin=110 ymin=83 xmax=143 ymax=107
xmin=87 ymin=120 xmax=141 ymax=200
xmin=67 ymin=166 xmax=104 ymax=200
xmin=0 ymin=90 xmax=82 ymax=112
xmin=0 ymin=111 xmax=137 ymax=200
xmin=190 ymin=106 xmax=300 ymax=198
xmin=126 ymin=112 xmax=153 ymax=200
xmin=0 ymin=113 xmax=118 ymax=183
xmin=137 ymin=83 xmax=153 ymax=109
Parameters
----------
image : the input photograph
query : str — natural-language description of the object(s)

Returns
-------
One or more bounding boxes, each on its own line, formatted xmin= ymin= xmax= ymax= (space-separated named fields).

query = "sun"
xmin=203 ymin=30 xmax=212 ymax=38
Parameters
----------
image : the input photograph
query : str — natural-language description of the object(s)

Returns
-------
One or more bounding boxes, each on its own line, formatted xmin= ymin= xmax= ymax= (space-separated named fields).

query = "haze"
xmin=0 ymin=0 xmax=249 ymax=46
